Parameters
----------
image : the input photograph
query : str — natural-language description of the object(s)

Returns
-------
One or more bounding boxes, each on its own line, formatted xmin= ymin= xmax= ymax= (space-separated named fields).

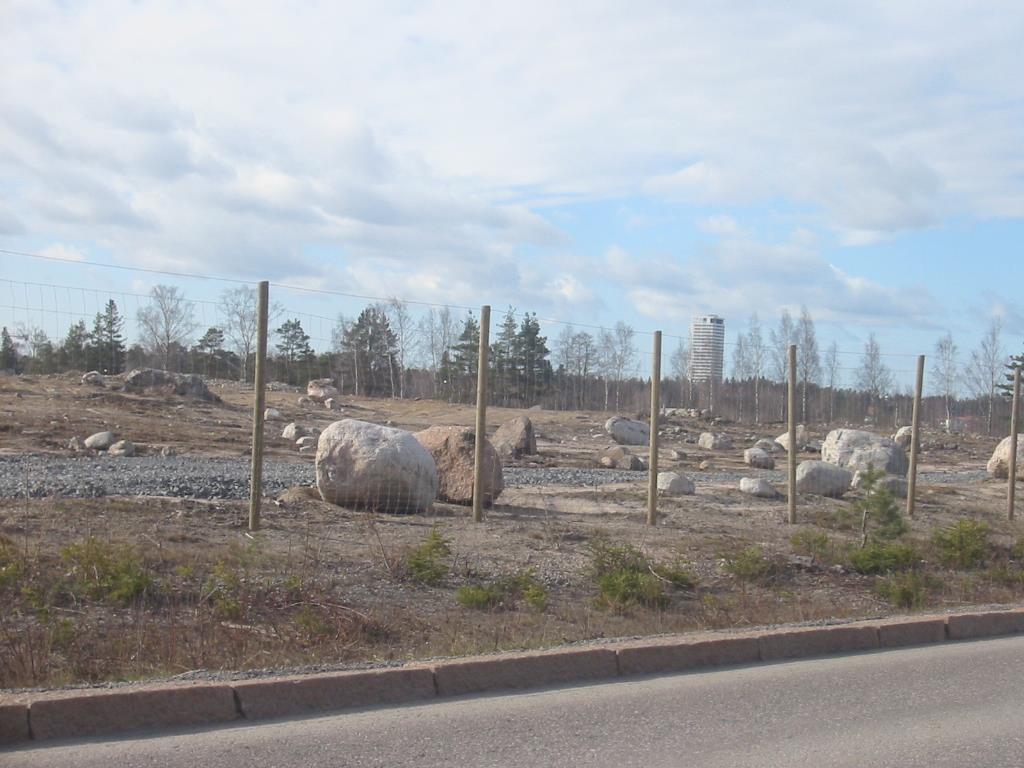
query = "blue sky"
xmin=1 ymin=1 xmax=1022 ymax=387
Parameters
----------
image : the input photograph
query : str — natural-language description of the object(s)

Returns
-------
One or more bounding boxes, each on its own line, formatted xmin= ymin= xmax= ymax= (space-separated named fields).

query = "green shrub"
xmin=407 ymin=530 xmax=452 ymax=585
xmin=856 ymin=468 xmax=907 ymax=543
xmin=653 ymin=563 xmax=697 ymax=590
xmin=849 ymin=542 xmax=919 ymax=574
xmin=0 ymin=538 xmax=24 ymax=590
xmin=790 ymin=529 xmax=831 ymax=560
xmin=933 ymin=520 xmax=990 ymax=569
xmin=456 ymin=569 xmax=549 ymax=612
xmin=203 ymin=561 xmax=244 ymax=619
xmin=60 ymin=537 xmax=155 ymax=604
xmin=875 ymin=573 xmax=929 ymax=609
xmin=597 ymin=569 xmax=668 ymax=610
xmin=722 ymin=546 xmax=779 ymax=583
xmin=587 ymin=540 xmax=696 ymax=610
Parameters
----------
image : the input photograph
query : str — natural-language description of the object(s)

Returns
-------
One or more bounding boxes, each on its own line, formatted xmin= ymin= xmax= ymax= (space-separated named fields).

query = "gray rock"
xmin=821 ymin=429 xmax=909 ymax=476
xmin=605 ymin=416 xmax=650 ymax=446
xmin=295 ymin=436 xmax=318 ymax=449
xmin=739 ymin=477 xmax=778 ymax=498
xmin=753 ymin=438 xmax=783 ymax=454
xmin=67 ymin=436 xmax=87 ymax=452
xmin=315 ymin=419 xmax=438 ymax=513
xmin=598 ymin=445 xmax=646 ymax=471
xmin=657 ymin=471 xmax=695 ymax=495
xmin=307 ymin=378 xmax=339 ymax=403
xmin=84 ymin=431 xmax=116 ymax=450
xmin=796 ymin=460 xmax=852 ymax=498
xmin=698 ymin=432 xmax=733 ymax=451
xmin=324 ymin=398 xmax=342 ymax=411
xmin=123 ymin=368 xmax=218 ymax=401
xmin=493 ymin=416 xmax=537 ymax=458
xmin=81 ymin=371 xmax=104 ymax=387
xmin=282 ymin=423 xmax=315 ymax=441
xmin=264 ymin=407 xmax=282 ymax=421
xmin=744 ymin=447 xmax=775 ymax=469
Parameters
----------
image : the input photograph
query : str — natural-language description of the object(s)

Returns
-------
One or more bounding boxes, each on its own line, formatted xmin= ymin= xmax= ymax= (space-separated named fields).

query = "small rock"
xmin=282 ymin=423 xmax=311 ymax=441
xmin=605 ymin=416 xmax=650 ymax=446
xmin=698 ymin=432 xmax=732 ymax=451
xmin=796 ymin=460 xmax=852 ymax=498
xmin=81 ymin=371 xmax=104 ymax=387
xmin=699 ymin=460 xmax=713 ymax=471
xmin=739 ymin=477 xmax=778 ymax=498
xmin=744 ymin=447 xmax=775 ymax=469
xmin=657 ymin=471 xmax=695 ymax=496
xmin=108 ymin=440 xmax=135 ymax=457
xmin=324 ymin=398 xmax=342 ymax=411
xmin=296 ymin=436 xmax=318 ymax=449
xmin=264 ymin=408 xmax=282 ymax=421
xmin=776 ymin=425 xmax=808 ymax=452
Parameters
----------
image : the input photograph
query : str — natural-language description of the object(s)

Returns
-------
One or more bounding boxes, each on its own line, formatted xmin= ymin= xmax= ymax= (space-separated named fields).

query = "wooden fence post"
xmin=906 ymin=355 xmax=925 ymax=517
xmin=472 ymin=305 xmax=491 ymax=523
xmin=248 ymin=280 xmax=269 ymax=532
xmin=787 ymin=344 xmax=797 ymax=524
xmin=1009 ymin=367 xmax=1021 ymax=521
xmin=647 ymin=331 xmax=662 ymax=526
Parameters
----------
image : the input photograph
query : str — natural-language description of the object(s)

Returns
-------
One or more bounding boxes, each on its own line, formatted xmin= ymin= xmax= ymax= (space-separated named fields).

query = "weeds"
xmin=790 ymin=529 xmax=831 ymax=561
xmin=722 ymin=546 xmax=782 ymax=584
xmin=588 ymin=540 xmax=696 ymax=610
xmin=60 ymin=537 xmax=156 ymax=605
xmin=405 ymin=530 xmax=452 ymax=586
xmin=875 ymin=573 xmax=930 ymax=609
xmin=456 ymin=569 xmax=549 ymax=612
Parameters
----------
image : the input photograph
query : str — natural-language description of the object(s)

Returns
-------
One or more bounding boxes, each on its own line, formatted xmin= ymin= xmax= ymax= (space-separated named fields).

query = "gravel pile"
xmin=0 ymin=455 xmax=990 ymax=500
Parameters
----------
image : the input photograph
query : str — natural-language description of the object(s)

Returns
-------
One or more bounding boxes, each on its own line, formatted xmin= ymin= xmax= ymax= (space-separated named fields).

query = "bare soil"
xmin=0 ymin=372 xmax=1021 ymax=690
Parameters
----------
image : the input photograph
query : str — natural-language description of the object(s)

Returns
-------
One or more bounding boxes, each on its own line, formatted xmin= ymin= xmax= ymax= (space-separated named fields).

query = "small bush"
xmin=203 ymin=561 xmax=244 ymax=619
xmin=722 ymin=546 xmax=780 ymax=583
xmin=849 ymin=542 xmax=919 ymax=574
xmin=597 ymin=569 xmax=668 ymax=610
xmin=60 ymin=537 xmax=155 ymax=605
xmin=933 ymin=520 xmax=990 ymax=569
xmin=0 ymin=538 xmax=24 ymax=590
xmin=588 ymin=541 xmax=695 ymax=610
xmin=790 ymin=529 xmax=831 ymax=560
xmin=456 ymin=583 xmax=505 ymax=609
xmin=406 ymin=530 xmax=452 ymax=586
xmin=456 ymin=569 xmax=549 ymax=612
xmin=875 ymin=573 xmax=929 ymax=609
xmin=653 ymin=563 xmax=697 ymax=590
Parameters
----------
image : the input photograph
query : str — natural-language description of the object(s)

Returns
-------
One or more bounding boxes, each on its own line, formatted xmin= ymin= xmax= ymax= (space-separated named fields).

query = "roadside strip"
xmin=4 ymin=608 xmax=1023 ymax=747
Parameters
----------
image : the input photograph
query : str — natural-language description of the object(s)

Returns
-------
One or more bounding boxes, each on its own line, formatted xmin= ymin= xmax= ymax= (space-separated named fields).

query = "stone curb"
xmin=5 ymin=608 xmax=1024 ymax=748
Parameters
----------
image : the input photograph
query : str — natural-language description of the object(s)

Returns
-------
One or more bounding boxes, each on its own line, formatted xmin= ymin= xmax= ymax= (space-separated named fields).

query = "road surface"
xmin=7 ymin=635 xmax=1024 ymax=767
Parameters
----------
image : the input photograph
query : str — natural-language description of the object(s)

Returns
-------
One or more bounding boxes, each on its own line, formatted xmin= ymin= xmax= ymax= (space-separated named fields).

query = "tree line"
xmin=1 ymin=285 xmax=1021 ymax=432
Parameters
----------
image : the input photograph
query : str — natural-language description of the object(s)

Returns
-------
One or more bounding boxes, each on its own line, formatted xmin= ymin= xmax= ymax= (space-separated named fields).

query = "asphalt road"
xmin=8 ymin=636 xmax=1024 ymax=768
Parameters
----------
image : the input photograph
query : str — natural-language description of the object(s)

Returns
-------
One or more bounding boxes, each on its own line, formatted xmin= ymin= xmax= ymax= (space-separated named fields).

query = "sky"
xmin=1 ymin=0 xmax=1023 ymax=386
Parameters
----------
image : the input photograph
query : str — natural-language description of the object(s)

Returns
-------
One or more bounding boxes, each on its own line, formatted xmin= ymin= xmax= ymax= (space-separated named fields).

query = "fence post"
xmin=787 ymin=344 xmax=797 ymax=524
xmin=1009 ymin=367 xmax=1021 ymax=521
xmin=906 ymin=355 xmax=925 ymax=517
xmin=647 ymin=331 xmax=662 ymax=526
xmin=472 ymin=305 xmax=491 ymax=523
xmin=248 ymin=280 xmax=269 ymax=532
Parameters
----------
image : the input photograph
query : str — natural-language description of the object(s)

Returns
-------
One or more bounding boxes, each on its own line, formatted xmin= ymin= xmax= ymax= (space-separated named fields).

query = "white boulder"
xmin=657 ymin=471 xmax=695 ymax=496
xmin=775 ymin=425 xmax=808 ymax=452
xmin=307 ymin=378 xmax=339 ymax=403
xmin=108 ymin=440 xmax=135 ymax=457
xmin=282 ymin=423 xmax=317 ymax=441
xmin=84 ymin=431 xmax=115 ymax=450
xmin=851 ymin=470 xmax=909 ymax=498
xmin=821 ymin=429 xmax=908 ymax=477
xmin=739 ymin=477 xmax=778 ymax=498
xmin=892 ymin=426 xmax=914 ymax=449
xmin=605 ymin=416 xmax=650 ymax=446
xmin=315 ymin=419 xmax=438 ymax=513
xmin=987 ymin=435 xmax=1024 ymax=480
xmin=795 ymin=460 xmax=852 ymax=498
xmin=264 ymin=407 xmax=282 ymax=421
xmin=698 ymin=432 xmax=733 ymax=451
xmin=81 ymin=371 xmax=104 ymax=386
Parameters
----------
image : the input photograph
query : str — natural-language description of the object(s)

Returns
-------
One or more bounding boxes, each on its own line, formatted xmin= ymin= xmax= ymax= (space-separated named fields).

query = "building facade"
xmin=689 ymin=314 xmax=725 ymax=383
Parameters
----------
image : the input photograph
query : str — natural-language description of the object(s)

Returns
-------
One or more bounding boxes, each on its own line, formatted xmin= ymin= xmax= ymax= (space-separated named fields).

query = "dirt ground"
xmin=1 ymin=372 xmax=1022 ymax=690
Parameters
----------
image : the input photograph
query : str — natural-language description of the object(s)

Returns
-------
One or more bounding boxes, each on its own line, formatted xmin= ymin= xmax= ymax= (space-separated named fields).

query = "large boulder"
xmin=739 ymin=477 xmax=778 ymax=498
xmin=796 ymin=460 xmax=852 ymax=498
xmin=753 ymin=438 xmax=783 ymax=454
xmin=123 ymin=368 xmax=218 ymax=402
xmin=107 ymin=440 xmax=135 ymax=457
xmin=775 ymin=425 xmax=808 ymax=452
xmin=307 ymin=378 xmax=339 ymax=403
xmin=81 ymin=371 xmax=104 ymax=387
xmin=744 ymin=447 xmax=775 ymax=469
xmin=821 ymin=429 xmax=908 ymax=477
xmin=851 ymin=470 xmax=908 ymax=499
xmin=605 ymin=416 xmax=650 ymax=446
xmin=414 ymin=426 xmax=503 ymax=506
xmin=316 ymin=419 xmax=438 ymax=513
xmin=84 ymin=431 xmax=116 ymax=450
xmin=657 ymin=472 xmax=695 ymax=496
xmin=492 ymin=416 xmax=537 ymax=459
xmin=892 ymin=426 xmax=914 ymax=449
xmin=987 ymin=435 xmax=1024 ymax=480
xmin=698 ymin=432 xmax=733 ymax=451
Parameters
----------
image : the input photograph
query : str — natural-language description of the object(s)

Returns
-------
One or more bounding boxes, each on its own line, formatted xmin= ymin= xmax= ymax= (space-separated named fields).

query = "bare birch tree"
xmin=929 ymin=332 xmax=959 ymax=427
xmin=965 ymin=317 xmax=1003 ymax=435
xmin=137 ymin=285 xmax=197 ymax=371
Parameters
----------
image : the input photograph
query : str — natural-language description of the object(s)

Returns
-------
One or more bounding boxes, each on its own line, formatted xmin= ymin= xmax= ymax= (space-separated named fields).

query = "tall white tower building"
xmin=689 ymin=314 xmax=725 ymax=382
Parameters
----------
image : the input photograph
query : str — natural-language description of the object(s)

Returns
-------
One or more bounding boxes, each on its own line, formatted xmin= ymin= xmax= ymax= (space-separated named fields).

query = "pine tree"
xmin=274 ymin=318 xmax=315 ymax=386
xmin=515 ymin=312 xmax=551 ymax=406
xmin=341 ymin=306 xmax=398 ymax=396
xmin=489 ymin=307 xmax=518 ymax=405
xmin=193 ymin=326 xmax=229 ymax=377
xmin=1 ymin=327 xmax=17 ymax=372
xmin=61 ymin=320 xmax=89 ymax=370
xmin=449 ymin=313 xmax=479 ymax=402
xmin=88 ymin=300 xmax=127 ymax=373
xmin=1000 ymin=348 xmax=1024 ymax=398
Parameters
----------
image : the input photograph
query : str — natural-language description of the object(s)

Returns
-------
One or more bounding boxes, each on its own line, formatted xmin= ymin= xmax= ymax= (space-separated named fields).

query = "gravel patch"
xmin=0 ymin=455 xmax=991 ymax=500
